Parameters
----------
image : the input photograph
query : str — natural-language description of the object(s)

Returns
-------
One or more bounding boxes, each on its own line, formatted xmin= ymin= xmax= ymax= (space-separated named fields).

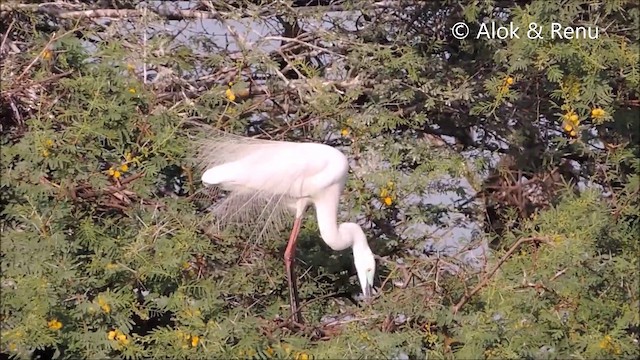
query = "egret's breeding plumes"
xmin=195 ymin=131 xmax=375 ymax=323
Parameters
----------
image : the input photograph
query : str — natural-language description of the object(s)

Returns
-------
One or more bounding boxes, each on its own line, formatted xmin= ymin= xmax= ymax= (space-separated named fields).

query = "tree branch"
xmin=451 ymin=236 xmax=550 ymax=315
xmin=0 ymin=1 xmax=399 ymax=20
xmin=0 ymin=3 xmax=222 ymax=20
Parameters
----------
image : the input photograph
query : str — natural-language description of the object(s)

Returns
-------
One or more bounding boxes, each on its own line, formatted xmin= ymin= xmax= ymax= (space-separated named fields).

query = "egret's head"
xmin=354 ymin=248 xmax=375 ymax=297
xmin=341 ymin=222 xmax=375 ymax=298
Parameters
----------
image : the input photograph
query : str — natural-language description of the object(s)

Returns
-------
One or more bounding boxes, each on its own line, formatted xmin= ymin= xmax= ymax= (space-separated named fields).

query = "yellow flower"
xmin=118 ymin=336 xmax=129 ymax=345
xmin=562 ymin=123 xmax=573 ymax=133
xmin=113 ymin=170 xmax=122 ymax=179
xmin=498 ymin=83 xmax=509 ymax=95
xmin=598 ymin=335 xmax=621 ymax=354
xmin=265 ymin=346 xmax=274 ymax=357
xmin=225 ymin=88 xmax=236 ymax=101
xmin=124 ymin=152 xmax=133 ymax=162
xmin=424 ymin=332 xmax=438 ymax=344
xmin=8 ymin=343 xmax=17 ymax=352
xmin=569 ymin=130 xmax=577 ymax=138
xmin=569 ymin=113 xmax=579 ymax=125
xmin=47 ymin=319 xmax=62 ymax=330
xmin=380 ymin=181 xmax=395 ymax=200
xmin=97 ymin=296 xmax=111 ymax=313
xmin=340 ymin=128 xmax=350 ymax=137
xmin=383 ymin=196 xmax=393 ymax=206
xmin=108 ymin=329 xmax=130 ymax=345
xmin=45 ymin=139 xmax=54 ymax=147
xmin=106 ymin=167 xmax=115 ymax=176
xmin=126 ymin=63 xmax=135 ymax=72
xmin=119 ymin=164 xmax=129 ymax=172
xmin=295 ymin=352 xmax=310 ymax=360
xmin=42 ymin=49 xmax=53 ymax=60
xmin=128 ymin=87 xmax=136 ymax=94
xmin=42 ymin=149 xmax=50 ymax=157
xmin=506 ymin=76 xmax=514 ymax=85
xmin=591 ymin=107 xmax=606 ymax=119
xmin=191 ymin=335 xmax=199 ymax=347
xmin=105 ymin=263 xmax=118 ymax=270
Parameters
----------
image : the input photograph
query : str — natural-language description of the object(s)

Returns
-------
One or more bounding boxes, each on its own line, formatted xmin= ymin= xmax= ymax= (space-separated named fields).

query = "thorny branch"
xmin=451 ymin=236 xmax=551 ymax=315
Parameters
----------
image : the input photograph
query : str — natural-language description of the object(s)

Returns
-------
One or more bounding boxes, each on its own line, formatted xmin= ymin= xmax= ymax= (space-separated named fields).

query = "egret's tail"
xmin=193 ymin=130 xmax=270 ymax=173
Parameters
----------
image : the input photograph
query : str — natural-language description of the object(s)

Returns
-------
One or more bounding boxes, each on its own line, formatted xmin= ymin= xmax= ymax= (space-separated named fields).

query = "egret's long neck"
xmin=314 ymin=184 xmax=352 ymax=251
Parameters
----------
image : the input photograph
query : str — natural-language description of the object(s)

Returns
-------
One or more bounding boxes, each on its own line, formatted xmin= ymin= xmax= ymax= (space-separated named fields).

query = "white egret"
xmin=196 ymin=131 xmax=376 ymax=323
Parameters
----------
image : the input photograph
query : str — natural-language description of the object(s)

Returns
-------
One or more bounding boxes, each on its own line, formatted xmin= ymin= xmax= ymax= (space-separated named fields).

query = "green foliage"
xmin=1 ymin=0 xmax=638 ymax=359
xmin=454 ymin=190 xmax=639 ymax=358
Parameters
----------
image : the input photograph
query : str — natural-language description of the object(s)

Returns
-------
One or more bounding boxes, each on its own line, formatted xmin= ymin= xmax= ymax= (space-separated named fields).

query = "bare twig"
xmin=0 ymin=18 xmax=15 ymax=54
xmin=550 ymin=267 xmax=568 ymax=282
xmin=15 ymin=32 xmax=58 ymax=82
xmin=1 ymin=71 xmax=73 ymax=96
xmin=263 ymin=35 xmax=346 ymax=58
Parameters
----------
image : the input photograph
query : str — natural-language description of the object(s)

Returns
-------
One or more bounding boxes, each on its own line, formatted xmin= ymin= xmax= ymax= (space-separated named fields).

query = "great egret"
xmin=196 ymin=132 xmax=376 ymax=323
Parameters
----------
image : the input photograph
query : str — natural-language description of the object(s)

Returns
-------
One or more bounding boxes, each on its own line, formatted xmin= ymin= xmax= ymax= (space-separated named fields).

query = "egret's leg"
xmin=284 ymin=216 xmax=303 ymax=324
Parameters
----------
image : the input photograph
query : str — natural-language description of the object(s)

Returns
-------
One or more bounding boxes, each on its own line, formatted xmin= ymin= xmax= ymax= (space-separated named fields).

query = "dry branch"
xmin=0 ymin=1 xmax=401 ymax=20
xmin=0 ymin=3 xmax=222 ymax=20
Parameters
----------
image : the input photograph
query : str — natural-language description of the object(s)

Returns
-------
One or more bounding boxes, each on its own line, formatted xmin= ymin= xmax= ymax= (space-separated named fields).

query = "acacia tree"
xmin=1 ymin=0 xmax=638 ymax=359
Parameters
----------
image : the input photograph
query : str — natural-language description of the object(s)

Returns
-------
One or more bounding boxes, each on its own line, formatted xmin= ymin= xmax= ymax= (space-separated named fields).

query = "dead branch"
xmin=0 ymin=1 xmax=400 ymax=20
xmin=0 ymin=3 xmax=222 ymax=20
xmin=1 ymin=71 xmax=73 ymax=97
